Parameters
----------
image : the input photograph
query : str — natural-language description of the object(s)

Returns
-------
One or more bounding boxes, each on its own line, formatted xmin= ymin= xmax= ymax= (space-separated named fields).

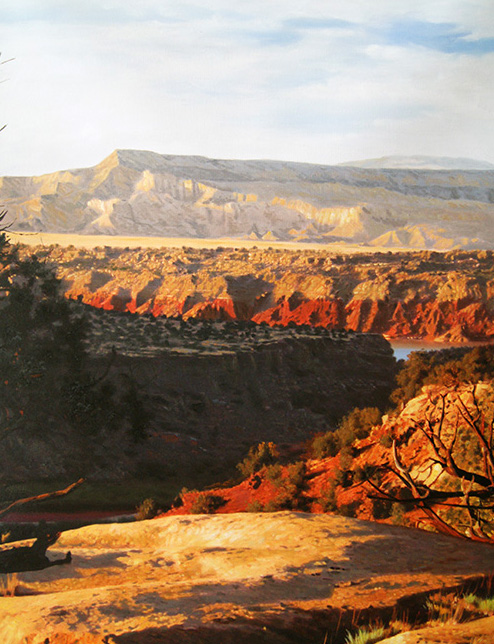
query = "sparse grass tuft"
xmin=0 ymin=574 xmax=19 ymax=597
xmin=345 ymin=625 xmax=386 ymax=644
xmin=463 ymin=593 xmax=494 ymax=615
xmin=136 ymin=498 xmax=158 ymax=520
xmin=345 ymin=621 xmax=408 ymax=644
xmin=426 ymin=592 xmax=465 ymax=623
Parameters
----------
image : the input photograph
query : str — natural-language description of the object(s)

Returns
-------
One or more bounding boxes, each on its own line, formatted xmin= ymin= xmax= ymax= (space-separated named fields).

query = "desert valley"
xmin=2 ymin=151 xmax=494 ymax=643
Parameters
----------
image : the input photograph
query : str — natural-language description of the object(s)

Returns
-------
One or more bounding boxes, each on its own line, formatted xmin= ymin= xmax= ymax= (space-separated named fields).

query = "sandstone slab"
xmin=1 ymin=512 xmax=494 ymax=643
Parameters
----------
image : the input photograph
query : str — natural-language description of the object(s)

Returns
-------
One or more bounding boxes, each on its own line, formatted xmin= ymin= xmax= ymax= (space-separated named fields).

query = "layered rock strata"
xmin=30 ymin=244 xmax=494 ymax=342
xmin=3 ymin=149 xmax=494 ymax=249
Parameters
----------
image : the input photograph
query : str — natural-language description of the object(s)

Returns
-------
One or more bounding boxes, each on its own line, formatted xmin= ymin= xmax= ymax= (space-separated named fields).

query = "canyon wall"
xmin=1 ymin=325 xmax=395 ymax=482
xmin=92 ymin=332 xmax=396 ymax=482
xmin=34 ymin=244 xmax=494 ymax=342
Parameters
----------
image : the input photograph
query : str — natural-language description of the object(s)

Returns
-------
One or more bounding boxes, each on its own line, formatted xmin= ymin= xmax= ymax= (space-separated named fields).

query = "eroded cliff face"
xmin=0 ymin=319 xmax=395 ymax=481
xmin=170 ymin=382 xmax=494 ymax=532
xmin=30 ymin=244 xmax=494 ymax=342
xmin=89 ymin=331 xmax=395 ymax=483
xmin=4 ymin=149 xmax=494 ymax=249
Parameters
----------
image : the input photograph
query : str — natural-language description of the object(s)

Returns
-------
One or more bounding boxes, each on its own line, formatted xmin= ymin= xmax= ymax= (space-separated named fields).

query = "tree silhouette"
xmin=368 ymin=385 xmax=494 ymax=543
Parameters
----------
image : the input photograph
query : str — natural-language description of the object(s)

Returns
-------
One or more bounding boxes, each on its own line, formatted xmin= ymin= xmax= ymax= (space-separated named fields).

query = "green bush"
xmin=263 ymin=461 xmax=308 ymax=512
xmin=338 ymin=407 xmax=382 ymax=445
xmin=264 ymin=463 xmax=283 ymax=486
xmin=311 ymin=431 xmax=340 ymax=459
xmin=320 ymin=481 xmax=337 ymax=512
xmin=190 ymin=492 xmax=226 ymax=514
xmin=311 ymin=407 xmax=381 ymax=459
xmin=391 ymin=345 xmax=494 ymax=407
xmin=237 ymin=442 xmax=279 ymax=478
xmin=136 ymin=498 xmax=158 ymax=520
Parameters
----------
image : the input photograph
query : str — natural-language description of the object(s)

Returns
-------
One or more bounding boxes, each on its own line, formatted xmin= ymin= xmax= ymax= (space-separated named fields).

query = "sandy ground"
xmin=7 ymin=231 xmax=401 ymax=253
xmin=1 ymin=512 xmax=494 ymax=643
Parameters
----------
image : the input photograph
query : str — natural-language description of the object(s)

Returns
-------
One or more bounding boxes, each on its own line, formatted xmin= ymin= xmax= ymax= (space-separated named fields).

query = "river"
xmin=389 ymin=339 xmax=493 ymax=361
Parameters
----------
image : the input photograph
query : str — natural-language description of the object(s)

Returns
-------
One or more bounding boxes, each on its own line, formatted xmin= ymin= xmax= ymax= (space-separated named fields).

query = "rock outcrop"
xmin=170 ymin=382 xmax=494 ymax=535
xmin=0 ymin=318 xmax=396 ymax=482
xmin=3 ymin=149 xmax=494 ymax=249
xmin=28 ymin=244 xmax=494 ymax=342
xmin=2 ymin=512 xmax=494 ymax=643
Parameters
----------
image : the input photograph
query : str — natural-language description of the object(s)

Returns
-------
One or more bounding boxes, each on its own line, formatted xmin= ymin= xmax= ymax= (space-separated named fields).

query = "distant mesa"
xmin=338 ymin=154 xmax=494 ymax=171
xmin=2 ymin=149 xmax=494 ymax=249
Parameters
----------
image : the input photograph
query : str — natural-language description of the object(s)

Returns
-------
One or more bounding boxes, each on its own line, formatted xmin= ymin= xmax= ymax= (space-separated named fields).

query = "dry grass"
xmin=0 ymin=574 xmax=19 ymax=597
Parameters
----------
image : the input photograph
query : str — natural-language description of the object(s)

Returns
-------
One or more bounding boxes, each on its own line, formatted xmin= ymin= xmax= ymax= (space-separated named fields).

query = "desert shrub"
xmin=237 ymin=442 xmax=279 ymax=478
xmin=320 ymin=481 xmax=337 ymax=512
xmin=246 ymin=500 xmax=264 ymax=512
xmin=339 ymin=445 xmax=354 ymax=469
xmin=264 ymin=463 xmax=283 ymax=486
xmin=311 ymin=431 xmax=340 ymax=459
xmin=190 ymin=492 xmax=226 ymax=514
xmin=136 ymin=498 xmax=158 ymax=520
xmin=264 ymin=461 xmax=309 ymax=512
xmin=338 ymin=407 xmax=382 ymax=445
xmin=285 ymin=461 xmax=307 ymax=490
xmin=391 ymin=502 xmax=406 ymax=526
xmin=332 ymin=446 xmax=355 ymax=488
xmin=391 ymin=345 xmax=494 ymax=407
xmin=353 ymin=464 xmax=375 ymax=484
xmin=378 ymin=433 xmax=393 ymax=448
xmin=338 ymin=501 xmax=358 ymax=518
xmin=311 ymin=407 xmax=381 ymax=459
xmin=371 ymin=497 xmax=392 ymax=520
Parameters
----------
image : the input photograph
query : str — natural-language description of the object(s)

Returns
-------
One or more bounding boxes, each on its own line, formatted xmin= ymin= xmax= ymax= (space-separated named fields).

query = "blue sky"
xmin=0 ymin=0 xmax=493 ymax=175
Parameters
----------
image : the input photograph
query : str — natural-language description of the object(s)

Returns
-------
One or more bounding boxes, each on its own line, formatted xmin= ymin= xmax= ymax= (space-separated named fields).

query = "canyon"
xmin=24 ymin=243 xmax=494 ymax=343
xmin=171 ymin=380 xmax=494 ymax=527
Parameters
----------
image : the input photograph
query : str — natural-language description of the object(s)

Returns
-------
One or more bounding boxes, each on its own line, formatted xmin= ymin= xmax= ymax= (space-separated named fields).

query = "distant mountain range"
xmin=339 ymin=155 xmax=494 ymax=170
xmin=2 ymin=149 xmax=494 ymax=249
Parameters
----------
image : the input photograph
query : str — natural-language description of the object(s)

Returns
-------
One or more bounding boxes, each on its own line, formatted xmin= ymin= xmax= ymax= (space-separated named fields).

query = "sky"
xmin=1 ymin=0 xmax=494 ymax=176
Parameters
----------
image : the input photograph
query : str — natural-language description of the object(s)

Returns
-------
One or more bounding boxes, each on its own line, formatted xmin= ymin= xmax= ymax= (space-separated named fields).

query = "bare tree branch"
xmin=0 ymin=478 xmax=84 ymax=519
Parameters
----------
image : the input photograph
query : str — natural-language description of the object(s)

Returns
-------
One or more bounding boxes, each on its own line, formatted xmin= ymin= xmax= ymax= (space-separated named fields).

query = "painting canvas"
xmin=1 ymin=2 xmax=494 ymax=642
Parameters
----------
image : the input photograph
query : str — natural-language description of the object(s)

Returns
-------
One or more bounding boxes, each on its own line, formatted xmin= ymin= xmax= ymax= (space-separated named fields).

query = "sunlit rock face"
xmin=1 ymin=512 xmax=494 ymax=643
xmin=43 ymin=244 xmax=494 ymax=342
xmin=2 ymin=149 xmax=494 ymax=249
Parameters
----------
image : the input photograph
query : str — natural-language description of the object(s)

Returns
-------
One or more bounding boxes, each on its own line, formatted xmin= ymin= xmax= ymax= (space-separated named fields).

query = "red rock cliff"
xmin=27 ymin=245 xmax=494 ymax=342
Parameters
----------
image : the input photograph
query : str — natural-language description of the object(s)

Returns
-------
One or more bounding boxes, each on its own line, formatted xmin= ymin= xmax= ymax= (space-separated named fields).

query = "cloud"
xmin=0 ymin=1 xmax=493 ymax=175
xmin=382 ymin=20 xmax=494 ymax=55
